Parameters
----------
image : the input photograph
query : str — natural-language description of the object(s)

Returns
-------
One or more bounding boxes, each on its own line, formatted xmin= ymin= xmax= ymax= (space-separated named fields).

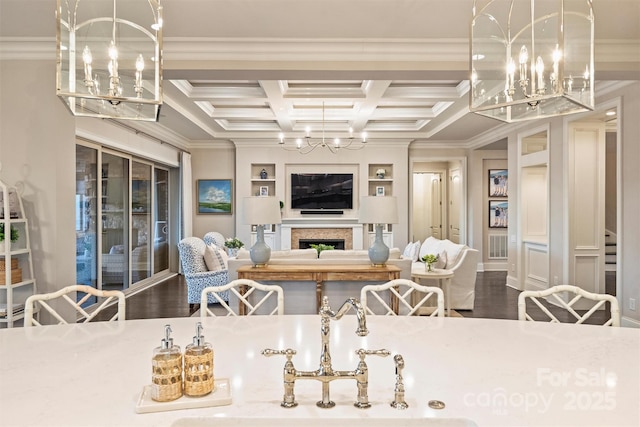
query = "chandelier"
xmin=470 ymin=0 xmax=594 ymax=122
xmin=278 ymin=103 xmax=367 ymax=154
xmin=56 ymin=0 xmax=163 ymax=121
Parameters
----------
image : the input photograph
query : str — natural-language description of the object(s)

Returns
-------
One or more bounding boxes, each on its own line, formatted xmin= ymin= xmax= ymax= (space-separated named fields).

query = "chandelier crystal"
xmin=470 ymin=0 xmax=594 ymax=122
xmin=56 ymin=0 xmax=163 ymax=121
xmin=278 ymin=103 xmax=367 ymax=154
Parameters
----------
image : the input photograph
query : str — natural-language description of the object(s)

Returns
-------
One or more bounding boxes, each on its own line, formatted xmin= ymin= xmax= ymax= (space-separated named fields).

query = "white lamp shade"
xmin=243 ymin=197 xmax=282 ymax=225
xmin=358 ymin=196 xmax=398 ymax=224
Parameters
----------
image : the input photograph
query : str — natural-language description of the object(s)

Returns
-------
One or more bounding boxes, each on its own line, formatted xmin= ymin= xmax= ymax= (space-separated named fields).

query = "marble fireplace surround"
xmin=280 ymin=218 xmax=364 ymax=250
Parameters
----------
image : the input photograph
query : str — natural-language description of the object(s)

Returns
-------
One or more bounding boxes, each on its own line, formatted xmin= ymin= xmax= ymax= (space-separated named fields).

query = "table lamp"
xmin=358 ymin=196 xmax=399 ymax=266
xmin=243 ymin=197 xmax=282 ymax=266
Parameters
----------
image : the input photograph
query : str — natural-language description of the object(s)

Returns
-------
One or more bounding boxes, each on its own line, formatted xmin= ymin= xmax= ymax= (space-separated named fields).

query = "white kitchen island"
xmin=1 ymin=315 xmax=638 ymax=426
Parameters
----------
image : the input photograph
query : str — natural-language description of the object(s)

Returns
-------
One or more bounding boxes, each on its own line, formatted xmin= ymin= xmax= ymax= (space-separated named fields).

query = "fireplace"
xmin=291 ymin=227 xmax=354 ymax=249
xmin=299 ymin=239 xmax=346 ymax=250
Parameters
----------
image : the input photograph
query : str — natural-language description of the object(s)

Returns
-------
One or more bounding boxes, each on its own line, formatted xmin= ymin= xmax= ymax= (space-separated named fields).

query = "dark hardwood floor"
xmin=96 ymin=271 xmax=616 ymax=324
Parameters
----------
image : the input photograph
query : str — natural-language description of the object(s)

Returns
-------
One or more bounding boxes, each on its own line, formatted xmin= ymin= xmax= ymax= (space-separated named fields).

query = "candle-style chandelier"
xmin=56 ymin=0 xmax=163 ymax=121
xmin=470 ymin=0 xmax=594 ymax=122
xmin=278 ymin=103 xmax=368 ymax=154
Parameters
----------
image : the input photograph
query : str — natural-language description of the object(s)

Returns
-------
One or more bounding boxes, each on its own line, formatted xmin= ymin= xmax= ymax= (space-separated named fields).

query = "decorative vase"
xmin=227 ymin=247 xmax=239 ymax=258
xmin=260 ymin=168 xmax=268 ymax=179
xmin=377 ymin=173 xmax=385 ymax=179
xmin=426 ymin=263 xmax=433 ymax=272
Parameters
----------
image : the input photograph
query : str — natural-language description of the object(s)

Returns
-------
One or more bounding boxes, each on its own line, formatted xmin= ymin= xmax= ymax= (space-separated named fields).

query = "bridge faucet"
xmin=262 ymin=296 xmax=389 ymax=409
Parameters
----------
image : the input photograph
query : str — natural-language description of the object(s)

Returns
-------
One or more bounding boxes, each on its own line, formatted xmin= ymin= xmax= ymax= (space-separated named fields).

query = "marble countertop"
xmin=1 ymin=315 xmax=638 ymax=426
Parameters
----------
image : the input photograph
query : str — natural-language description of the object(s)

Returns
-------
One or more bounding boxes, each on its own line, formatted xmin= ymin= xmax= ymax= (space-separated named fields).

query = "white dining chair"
xmin=518 ymin=285 xmax=620 ymax=327
xmin=360 ymin=278 xmax=445 ymax=317
xmin=200 ymin=279 xmax=284 ymax=317
xmin=24 ymin=285 xmax=126 ymax=327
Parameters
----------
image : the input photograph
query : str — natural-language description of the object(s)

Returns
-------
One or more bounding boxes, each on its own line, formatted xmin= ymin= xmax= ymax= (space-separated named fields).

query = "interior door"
xmin=449 ymin=167 xmax=462 ymax=243
xmin=430 ymin=174 xmax=443 ymax=239
xmin=412 ymin=173 xmax=431 ymax=242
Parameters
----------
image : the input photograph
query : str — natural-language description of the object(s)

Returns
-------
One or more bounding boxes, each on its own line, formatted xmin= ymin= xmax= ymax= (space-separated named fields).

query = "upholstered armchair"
xmin=178 ymin=236 xmax=229 ymax=314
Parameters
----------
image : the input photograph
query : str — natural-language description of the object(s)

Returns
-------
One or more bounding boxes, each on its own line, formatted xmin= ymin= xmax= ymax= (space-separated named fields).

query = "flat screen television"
xmin=290 ymin=173 xmax=353 ymax=210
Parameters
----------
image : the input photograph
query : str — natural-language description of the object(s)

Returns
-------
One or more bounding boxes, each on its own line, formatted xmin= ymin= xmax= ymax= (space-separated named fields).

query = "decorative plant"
xmin=224 ymin=237 xmax=244 ymax=249
xmin=279 ymin=200 xmax=284 ymax=209
xmin=421 ymin=253 xmax=439 ymax=272
xmin=0 ymin=223 xmax=19 ymax=243
xmin=310 ymin=243 xmax=334 ymax=255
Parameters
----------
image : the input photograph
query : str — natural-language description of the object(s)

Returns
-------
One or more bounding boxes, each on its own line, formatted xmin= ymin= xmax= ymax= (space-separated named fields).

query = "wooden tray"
xmin=135 ymin=378 xmax=232 ymax=414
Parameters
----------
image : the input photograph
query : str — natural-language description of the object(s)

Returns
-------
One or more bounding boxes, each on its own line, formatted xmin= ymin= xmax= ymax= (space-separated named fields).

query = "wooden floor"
xmin=98 ymin=271 xmax=616 ymax=323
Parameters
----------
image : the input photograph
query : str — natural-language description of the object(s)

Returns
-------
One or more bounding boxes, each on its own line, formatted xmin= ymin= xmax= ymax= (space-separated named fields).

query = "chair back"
xmin=178 ymin=237 xmax=208 ymax=274
xmin=203 ymin=232 xmax=226 ymax=248
xmin=24 ymin=285 xmax=125 ymax=327
xmin=361 ymin=278 xmax=444 ymax=317
xmin=518 ymin=285 xmax=620 ymax=326
xmin=200 ymin=279 xmax=284 ymax=316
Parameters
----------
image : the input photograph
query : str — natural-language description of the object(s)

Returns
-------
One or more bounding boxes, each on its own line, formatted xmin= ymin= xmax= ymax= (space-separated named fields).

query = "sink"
xmin=171 ymin=417 xmax=478 ymax=427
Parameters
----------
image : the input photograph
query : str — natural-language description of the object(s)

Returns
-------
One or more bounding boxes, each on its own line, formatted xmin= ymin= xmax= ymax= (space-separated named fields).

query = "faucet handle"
xmin=262 ymin=348 xmax=297 ymax=361
xmin=356 ymin=348 xmax=391 ymax=360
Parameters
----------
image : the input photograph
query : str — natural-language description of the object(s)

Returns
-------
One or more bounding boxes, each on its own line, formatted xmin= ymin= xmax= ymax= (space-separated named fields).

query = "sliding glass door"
xmin=76 ymin=144 xmax=172 ymax=296
xmin=101 ymin=153 xmax=130 ymax=290
xmin=131 ymin=161 xmax=152 ymax=283
xmin=154 ymin=168 xmax=169 ymax=273
xmin=75 ymin=145 xmax=98 ymax=289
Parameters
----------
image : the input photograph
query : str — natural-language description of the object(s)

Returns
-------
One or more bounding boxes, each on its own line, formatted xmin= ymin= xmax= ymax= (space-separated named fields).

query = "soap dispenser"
xmin=184 ymin=322 xmax=214 ymax=396
xmin=151 ymin=324 xmax=183 ymax=402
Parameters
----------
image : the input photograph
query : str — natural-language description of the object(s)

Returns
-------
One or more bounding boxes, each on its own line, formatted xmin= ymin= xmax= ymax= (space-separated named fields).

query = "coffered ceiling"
xmin=1 ymin=0 xmax=638 ymax=150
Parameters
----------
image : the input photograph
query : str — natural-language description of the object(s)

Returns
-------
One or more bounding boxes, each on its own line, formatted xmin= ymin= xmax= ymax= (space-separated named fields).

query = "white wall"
xmin=190 ymin=144 xmax=236 ymax=239
xmin=0 ymin=60 xmax=76 ymax=321
xmin=234 ymin=141 xmax=410 ymax=251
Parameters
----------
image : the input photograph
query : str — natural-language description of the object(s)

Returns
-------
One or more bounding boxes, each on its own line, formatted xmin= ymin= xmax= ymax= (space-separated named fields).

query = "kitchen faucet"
xmin=262 ymin=296 xmax=390 ymax=408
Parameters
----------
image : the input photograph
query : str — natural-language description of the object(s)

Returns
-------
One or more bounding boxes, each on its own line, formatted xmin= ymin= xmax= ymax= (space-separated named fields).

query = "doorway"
xmin=411 ymin=159 xmax=466 ymax=245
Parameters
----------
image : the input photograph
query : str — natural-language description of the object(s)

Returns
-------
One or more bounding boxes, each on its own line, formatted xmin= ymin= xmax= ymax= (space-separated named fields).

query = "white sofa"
xmin=227 ymin=248 xmax=412 ymax=314
xmin=405 ymin=237 xmax=479 ymax=310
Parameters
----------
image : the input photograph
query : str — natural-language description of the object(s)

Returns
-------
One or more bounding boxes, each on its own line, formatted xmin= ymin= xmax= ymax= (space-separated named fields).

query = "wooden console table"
xmin=237 ymin=264 xmax=401 ymax=313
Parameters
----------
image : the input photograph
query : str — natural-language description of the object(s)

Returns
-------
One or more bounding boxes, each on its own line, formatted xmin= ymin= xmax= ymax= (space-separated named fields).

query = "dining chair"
xmin=518 ymin=285 xmax=620 ymax=326
xmin=200 ymin=279 xmax=284 ymax=317
xmin=360 ymin=278 xmax=445 ymax=317
xmin=24 ymin=284 xmax=125 ymax=327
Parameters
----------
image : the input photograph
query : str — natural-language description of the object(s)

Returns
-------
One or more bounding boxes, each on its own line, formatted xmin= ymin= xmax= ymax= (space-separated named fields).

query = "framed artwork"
xmin=259 ymin=186 xmax=269 ymax=197
xmin=197 ymin=179 xmax=233 ymax=214
xmin=489 ymin=201 xmax=508 ymax=228
xmin=489 ymin=169 xmax=508 ymax=197
xmin=376 ymin=186 xmax=385 ymax=196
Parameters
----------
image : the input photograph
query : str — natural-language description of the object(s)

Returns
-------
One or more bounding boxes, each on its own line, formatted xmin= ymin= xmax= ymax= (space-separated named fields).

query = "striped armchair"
xmin=178 ymin=236 xmax=229 ymax=314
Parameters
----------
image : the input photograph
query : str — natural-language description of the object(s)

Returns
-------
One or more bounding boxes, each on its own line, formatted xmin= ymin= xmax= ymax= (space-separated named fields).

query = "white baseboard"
xmin=506 ymin=275 xmax=519 ymax=290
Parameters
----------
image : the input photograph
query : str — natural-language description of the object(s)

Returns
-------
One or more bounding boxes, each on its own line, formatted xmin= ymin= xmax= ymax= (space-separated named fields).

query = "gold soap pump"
xmin=184 ymin=321 xmax=214 ymax=396
xmin=151 ymin=324 xmax=183 ymax=402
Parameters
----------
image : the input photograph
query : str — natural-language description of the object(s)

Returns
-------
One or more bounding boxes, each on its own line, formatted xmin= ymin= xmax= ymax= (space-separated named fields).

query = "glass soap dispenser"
xmin=184 ymin=322 xmax=214 ymax=396
xmin=151 ymin=324 xmax=183 ymax=402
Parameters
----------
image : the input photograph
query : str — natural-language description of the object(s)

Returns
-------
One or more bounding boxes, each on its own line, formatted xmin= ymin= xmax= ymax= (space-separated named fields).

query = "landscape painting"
xmin=197 ymin=179 xmax=233 ymax=214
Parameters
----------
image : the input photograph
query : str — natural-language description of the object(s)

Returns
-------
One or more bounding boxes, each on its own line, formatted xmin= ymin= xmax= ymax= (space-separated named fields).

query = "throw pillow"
xmin=434 ymin=250 xmax=447 ymax=269
xmin=412 ymin=241 xmax=422 ymax=261
xmin=441 ymin=239 xmax=466 ymax=269
xmin=204 ymin=244 xmax=228 ymax=271
xmin=418 ymin=236 xmax=442 ymax=261
xmin=402 ymin=242 xmax=415 ymax=259
xmin=402 ymin=241 xmax=421 ymax=262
